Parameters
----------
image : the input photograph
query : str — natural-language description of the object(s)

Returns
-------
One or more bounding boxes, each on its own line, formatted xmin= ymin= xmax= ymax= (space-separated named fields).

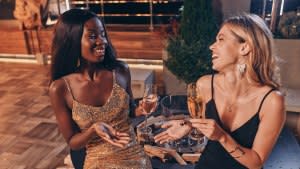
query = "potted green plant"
xmin=277 ymin=10 xmax=300 ymax=39
xmin=274 ymin=9 xmax=300 ymax=89
xmin=163 ymin=0 xmax=219 ymax=94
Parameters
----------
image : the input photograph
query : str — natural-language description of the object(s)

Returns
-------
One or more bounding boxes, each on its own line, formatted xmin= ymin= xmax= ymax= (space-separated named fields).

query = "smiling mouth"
xmin=95 ymin=48 xmax=104 ymax=53
xmin=94 ymin=47 xmax=105 ymax=56
xmin=212 ymin=55 xmax=218 ymax=60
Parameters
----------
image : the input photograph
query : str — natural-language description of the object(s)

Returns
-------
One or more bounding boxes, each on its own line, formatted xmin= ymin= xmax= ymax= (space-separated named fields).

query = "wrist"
xmin=135 ymin=101 xmax=147 ymax=117
xmin=218 ymin=133 xmax=227 ymax=144
xmin=90 ymin=124 xmax=97 ymax=134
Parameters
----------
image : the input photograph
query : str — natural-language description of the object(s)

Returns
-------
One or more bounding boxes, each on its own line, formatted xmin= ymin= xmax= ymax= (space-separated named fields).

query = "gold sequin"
xmin=72 ymin=78 xmax=152 ymax=169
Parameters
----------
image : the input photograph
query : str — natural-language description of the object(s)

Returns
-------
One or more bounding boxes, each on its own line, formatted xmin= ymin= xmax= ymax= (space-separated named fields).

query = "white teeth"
xmin=212 ymin=54 xmax=218 ymax=59
xmin=95 ymin=49 xmax=104 ymax=53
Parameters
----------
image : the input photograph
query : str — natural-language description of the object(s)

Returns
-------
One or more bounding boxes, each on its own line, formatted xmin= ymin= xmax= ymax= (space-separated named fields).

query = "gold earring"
xmin=237 ymin=64 xmax=246 ymax=75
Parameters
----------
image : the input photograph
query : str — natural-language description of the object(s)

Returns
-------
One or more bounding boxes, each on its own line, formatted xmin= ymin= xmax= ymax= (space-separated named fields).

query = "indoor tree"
xmin=164 ymin=0 xmax=219 ymax=84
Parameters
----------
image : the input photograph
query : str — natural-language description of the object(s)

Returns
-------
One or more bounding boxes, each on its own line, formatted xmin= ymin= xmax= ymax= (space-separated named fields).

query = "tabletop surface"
xmin=145 ymin=124 xmax=300 ymax=169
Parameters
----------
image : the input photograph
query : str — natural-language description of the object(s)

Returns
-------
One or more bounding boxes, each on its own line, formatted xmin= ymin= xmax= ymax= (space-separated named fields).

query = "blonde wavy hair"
xmin=223 ymin=14 xmax=281 ymax=89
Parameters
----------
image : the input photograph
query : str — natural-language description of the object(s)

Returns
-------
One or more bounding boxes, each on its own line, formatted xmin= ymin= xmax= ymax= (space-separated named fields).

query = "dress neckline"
xmin=73 ymin=82 xmax=117 ymax=108
xmin=206 ymin=99 xmax=259 ymax=134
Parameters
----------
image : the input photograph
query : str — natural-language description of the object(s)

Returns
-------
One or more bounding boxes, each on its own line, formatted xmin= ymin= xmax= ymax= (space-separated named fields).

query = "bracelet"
xmin=229 ymin=146 xmax=245 ymax=158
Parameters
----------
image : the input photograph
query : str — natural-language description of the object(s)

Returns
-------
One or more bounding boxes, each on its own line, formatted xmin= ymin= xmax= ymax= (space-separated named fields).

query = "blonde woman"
xmin=155 ymin=14 xmax=285 ymax=169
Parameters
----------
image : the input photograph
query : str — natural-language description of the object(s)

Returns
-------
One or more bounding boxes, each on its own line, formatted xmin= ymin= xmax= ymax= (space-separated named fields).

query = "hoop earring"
xmin=237 ymin=64 xmax=246 ymax=76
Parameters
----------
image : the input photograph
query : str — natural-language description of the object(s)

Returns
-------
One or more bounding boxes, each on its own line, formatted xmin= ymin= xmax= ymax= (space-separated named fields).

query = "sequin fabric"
xmin=64 ymin=72 xmax=152 ymax=169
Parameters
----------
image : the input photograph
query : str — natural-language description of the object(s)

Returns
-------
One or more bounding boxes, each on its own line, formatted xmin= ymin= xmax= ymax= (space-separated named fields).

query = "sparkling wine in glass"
xmin=187 ymin=82 xmax=204 ymax=141
xmin=142 ymin=93 xmax=158 ymax=114
xmin=141 ymin=84 xmax=158 ymax=139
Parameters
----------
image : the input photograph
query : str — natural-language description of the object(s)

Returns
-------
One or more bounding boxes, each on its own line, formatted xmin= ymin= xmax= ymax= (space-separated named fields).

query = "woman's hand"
xmin=135 ymin=100 xmax=147 ymax=116
xmin=135 ymin=99 xmax=159 ymax=116
xmin=93 ymin=122 xmax=130 ymax=148
xmin=189 ymin=118 xmax=226 ymax=142
xmin=154 ymin=120 xmax=191 ymax=144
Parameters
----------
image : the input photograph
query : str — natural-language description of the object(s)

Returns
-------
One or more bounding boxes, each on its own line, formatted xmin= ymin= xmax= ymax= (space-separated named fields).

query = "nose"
xmin=209 ymin=42 xmax=216 ymax=51
xmin=95 ymin=36 xmax=107 ymax=46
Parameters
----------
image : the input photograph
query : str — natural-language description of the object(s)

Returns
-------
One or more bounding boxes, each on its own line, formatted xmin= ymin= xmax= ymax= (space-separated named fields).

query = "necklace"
xmin=227 ymin=103 xmax=234 ymax=113
xmin=226 ymin=86 xmax=252 ymax=113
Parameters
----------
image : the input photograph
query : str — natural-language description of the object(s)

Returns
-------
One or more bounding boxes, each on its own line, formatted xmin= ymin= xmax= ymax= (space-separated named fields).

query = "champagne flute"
xmin=141 ymin=84 xmax=158 ymax=140
xmin=187 ymin=82 xmax=204 ymax=141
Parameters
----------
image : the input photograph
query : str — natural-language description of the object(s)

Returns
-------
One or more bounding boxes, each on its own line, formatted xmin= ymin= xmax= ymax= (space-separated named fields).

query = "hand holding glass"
xmin=140 ymin=84 xmax=158 ymax=141
xmin=187 ymin=82 xmax=204 ymax=140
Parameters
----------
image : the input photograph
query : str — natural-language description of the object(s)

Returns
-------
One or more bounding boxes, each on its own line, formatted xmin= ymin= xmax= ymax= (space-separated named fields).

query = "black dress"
xmin=195 ymin=74 xmax=275 ymax=169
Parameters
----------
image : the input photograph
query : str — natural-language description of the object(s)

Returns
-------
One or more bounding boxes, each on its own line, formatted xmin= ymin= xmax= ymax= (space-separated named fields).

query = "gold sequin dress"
xmin=64 ymin=71 xmax=152 ymax=169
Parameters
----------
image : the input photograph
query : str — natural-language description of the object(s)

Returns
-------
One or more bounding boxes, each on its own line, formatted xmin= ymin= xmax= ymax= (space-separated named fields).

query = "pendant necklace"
xmin=227 ymin=103 xmax=234 ymax=113
xmin=226 ymin=86 xmax=251 ymax=113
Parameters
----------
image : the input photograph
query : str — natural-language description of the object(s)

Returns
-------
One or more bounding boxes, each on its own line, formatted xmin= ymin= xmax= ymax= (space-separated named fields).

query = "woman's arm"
xmin=120 ymin=63 xmax=145 ymax=117
xmin=192 ymin=90 xmax=285 ymax=169
xmin=49 ymin=79 xmax=96 ymax=150
xmin=241 ymin=91 xmax=285 ymax=168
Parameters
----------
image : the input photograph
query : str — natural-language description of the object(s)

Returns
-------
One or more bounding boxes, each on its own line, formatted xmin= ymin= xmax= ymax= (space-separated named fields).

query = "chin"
xmin=212 ymin=65 xmax=222 ymax=73
xmin=212 ymin=64 xmax=218 ymax=71
xmin=95 ymin=56 xmax=104 ymax=62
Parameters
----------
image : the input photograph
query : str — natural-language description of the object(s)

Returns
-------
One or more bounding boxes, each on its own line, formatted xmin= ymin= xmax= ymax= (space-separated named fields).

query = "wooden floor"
xmin=0 ymin=62 xmax=68 ymax=169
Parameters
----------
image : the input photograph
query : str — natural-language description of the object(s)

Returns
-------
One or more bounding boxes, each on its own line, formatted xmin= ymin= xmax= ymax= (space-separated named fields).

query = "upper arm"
xmin=252 ymin=91 xmax=286 ymax=162
xmin=196 ymin=75 xmax=213 ymax=103
xmin=124 ymin=64 xmax=133 ymax=98
xmin=116 ymin=61 xmax=133 ymax=98
xmin=196 ymin=75 xmax=213 ymax=116
xmin=49 ymin=79 xmax=76 ymax=143
xmin=115 ymin=62 xmax=137 ymax=117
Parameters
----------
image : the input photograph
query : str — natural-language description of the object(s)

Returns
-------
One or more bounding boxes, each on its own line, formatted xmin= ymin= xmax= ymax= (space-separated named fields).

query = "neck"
xmin=79 ymin=62 xmax=105 ymax=81
xmin=222 ymin=71 xmax=250 ymax=97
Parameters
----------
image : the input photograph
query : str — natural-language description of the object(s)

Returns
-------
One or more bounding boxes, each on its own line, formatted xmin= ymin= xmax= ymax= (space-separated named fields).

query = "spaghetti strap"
xmin=257 ymin=88 xmax=276 ymax=113
xmin=63 ymin=78 xmax=75 ymax=100
xmin=211 ymin=73 xmax=215 ymax=99
xmin=112 ymin=69 xmax=116 ymax=84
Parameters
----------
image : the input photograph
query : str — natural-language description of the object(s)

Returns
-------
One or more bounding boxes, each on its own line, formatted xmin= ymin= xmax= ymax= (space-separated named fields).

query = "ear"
xmin=239 ymin=42 xmax=251 ymax=56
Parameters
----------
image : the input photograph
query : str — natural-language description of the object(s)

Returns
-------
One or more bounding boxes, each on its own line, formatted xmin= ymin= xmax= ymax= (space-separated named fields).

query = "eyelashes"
xmin=88 ymin=31 xmax=106 ymax=40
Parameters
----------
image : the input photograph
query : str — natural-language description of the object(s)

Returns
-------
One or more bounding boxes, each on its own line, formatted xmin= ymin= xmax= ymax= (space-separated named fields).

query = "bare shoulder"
xmin=114 ymin=61 xmax=130 ymax=89
xmin=115 ymin=60 xmax=130 ymax=76
xmin=119 ymin=60 xmax=129 ymax=69
xmin=49 ymin=78 xmax=67 ymax=98
xmin=196 ymin=74 xmax=213 ymax=101
xmin=264 ymin=89 xmax=284 ymax=108
xmin=196 ymin=74 xmax=212 ymax=89
xmin=116 ymin=60 xmax=129 ymax=71
xmin=260 ymin=89 xmax=285 ymax=119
